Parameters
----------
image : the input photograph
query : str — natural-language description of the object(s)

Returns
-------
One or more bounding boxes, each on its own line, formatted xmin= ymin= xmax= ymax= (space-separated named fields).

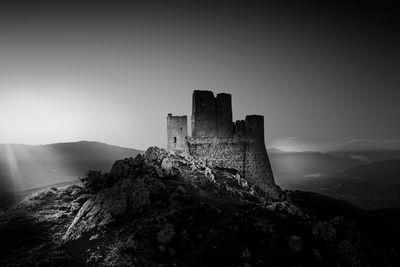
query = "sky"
xmin=0 ymin=0 xmax=399 ymax=151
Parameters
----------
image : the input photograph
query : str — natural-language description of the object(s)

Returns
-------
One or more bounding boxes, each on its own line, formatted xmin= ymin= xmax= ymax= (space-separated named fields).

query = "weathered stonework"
xmin=187 ymin=137 xmax=246 ymax=174
xmin=167 ymin=90 xmax=278 ymax=198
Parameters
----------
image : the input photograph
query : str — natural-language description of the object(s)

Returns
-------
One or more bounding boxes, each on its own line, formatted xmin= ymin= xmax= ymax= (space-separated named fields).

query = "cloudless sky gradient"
xmin=0 ymin=1 xmax=399 ymax=150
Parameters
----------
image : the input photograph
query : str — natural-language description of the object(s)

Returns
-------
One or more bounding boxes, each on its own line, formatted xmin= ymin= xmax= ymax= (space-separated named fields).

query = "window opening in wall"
xmin=174 ymin=137 xmax=177 ymax=143
xmin=180 ymin=127 xmax=182 ymax=131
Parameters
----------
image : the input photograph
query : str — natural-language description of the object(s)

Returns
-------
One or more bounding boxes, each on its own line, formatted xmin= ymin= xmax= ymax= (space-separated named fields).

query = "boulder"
xmin=288 ymin=235 xmax=303 ymax=254
xmin=157 ymin=223 xmax=175 ymax=244
xmin=161 ymin=157 xmax=174 ymax=176
xmin=336 ymin=240 xmax=361 ymax=267
xmin=63 ymin=178 xmax=151 ymax=242
xmin=145 ymin=147 xmax=168 ymax=163
xmin=312 ymin=221 xmax=336 ymax=242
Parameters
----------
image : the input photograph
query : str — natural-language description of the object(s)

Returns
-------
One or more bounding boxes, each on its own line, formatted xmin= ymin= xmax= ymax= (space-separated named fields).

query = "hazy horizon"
xmin=3 ymin=137 xmax=400 ymax=154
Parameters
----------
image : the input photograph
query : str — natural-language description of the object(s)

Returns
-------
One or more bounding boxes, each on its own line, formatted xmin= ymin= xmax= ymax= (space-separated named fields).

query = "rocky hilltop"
xmin=0 ymin=147 xmax=399 ymax=266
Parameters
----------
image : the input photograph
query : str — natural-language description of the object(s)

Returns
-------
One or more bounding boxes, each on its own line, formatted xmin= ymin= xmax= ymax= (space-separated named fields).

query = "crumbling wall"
xmin=188 ymin=137 xmax=245 ymax=174
xmin=233 ymin=120 xmax=245 ymax=137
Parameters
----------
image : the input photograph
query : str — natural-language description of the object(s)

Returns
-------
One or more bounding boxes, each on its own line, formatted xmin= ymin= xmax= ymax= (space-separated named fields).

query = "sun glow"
xmin=0 ymin=87 xmax=89 ymax=192
xmin=0 ymin=88 xmax=84 ymax=145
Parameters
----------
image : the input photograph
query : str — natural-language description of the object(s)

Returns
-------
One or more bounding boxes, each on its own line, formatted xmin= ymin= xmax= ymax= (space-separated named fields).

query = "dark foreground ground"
xmin=1 ymin=147 xmax=399 ymax=267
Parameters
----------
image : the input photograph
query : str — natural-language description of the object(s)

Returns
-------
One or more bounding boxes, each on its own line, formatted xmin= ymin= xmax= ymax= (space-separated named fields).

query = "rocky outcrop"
xmin=63 ymin=146 xmax=282 ymax=243
xmin=63 ymin=178 xmax=153 ymax=241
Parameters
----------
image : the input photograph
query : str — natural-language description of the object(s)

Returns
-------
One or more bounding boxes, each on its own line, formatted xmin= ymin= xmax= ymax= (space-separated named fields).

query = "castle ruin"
xmin=167 ymin=90 xmax=278 ymax=197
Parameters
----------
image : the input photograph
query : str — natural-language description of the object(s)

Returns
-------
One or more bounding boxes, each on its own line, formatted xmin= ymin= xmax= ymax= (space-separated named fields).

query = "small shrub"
xmin=80 ymin=170 xmax=116 ymax=194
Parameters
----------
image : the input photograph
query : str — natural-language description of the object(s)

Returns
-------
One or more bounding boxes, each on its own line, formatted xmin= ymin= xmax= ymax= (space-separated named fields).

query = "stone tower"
xmin=191 ymin=90 xmax=233 ymax=138
xmin=216 ymin=93 xmax=233 ymax=137
xmin=167 ymin=114 xmax=188 ymax=151
xmin=244 ymin=115 xmax=276 ymax=193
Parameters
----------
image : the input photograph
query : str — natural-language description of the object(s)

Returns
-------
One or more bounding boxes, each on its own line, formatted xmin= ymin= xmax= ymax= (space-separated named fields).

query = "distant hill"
xmin=44 ymin=141 xmax=143 ymax=177
xmin=269 ymin=137 xmax=400 ymax=152
xmin=268 ymin=149 xmax=360 ymax=189
xmin=328 ymin=150 xmax=400 ymax=164
xmin=0 ymin=141 xmax=142 ymax=194
xmin=294 ymin=159 xmax=400 ymax=209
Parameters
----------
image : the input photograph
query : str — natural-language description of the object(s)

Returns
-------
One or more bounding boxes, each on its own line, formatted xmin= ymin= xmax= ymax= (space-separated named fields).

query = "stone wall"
xmin=234 ymin=120 xmax=245 ymax=137
xmin=187 ymin=135 xmax=278 ymax=198
xmin=187 ymin=137 xmax=245 ymax=174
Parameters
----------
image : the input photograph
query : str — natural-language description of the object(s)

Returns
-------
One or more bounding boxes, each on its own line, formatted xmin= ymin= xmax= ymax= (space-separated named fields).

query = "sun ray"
xmin=4 ymin=144 xmax=78 ymax=191
xmin=5 ymin=144 xmax=22 ymax=192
